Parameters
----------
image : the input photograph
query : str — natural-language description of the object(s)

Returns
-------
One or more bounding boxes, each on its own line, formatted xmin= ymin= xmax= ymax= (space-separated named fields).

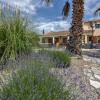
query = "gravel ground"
xmin=50 ymin=58 xmax=99 ymax=100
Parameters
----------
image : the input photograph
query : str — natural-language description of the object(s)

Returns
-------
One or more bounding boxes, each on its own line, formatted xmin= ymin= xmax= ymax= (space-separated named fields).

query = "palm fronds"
xmin=44 ymin=0 xmax=51 ymax=2
xmin=43 ymin=0 xmax=51 ymax=6
xmin=43 ymin=0 xmax=70 ymax=19
xmin=62 ymin=1 xmax=70 ymax=19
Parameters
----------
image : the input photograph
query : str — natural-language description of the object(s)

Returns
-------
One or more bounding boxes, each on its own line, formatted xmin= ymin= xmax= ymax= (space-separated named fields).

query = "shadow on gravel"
xmin=83 ymin=50 xmax=100 ymax=58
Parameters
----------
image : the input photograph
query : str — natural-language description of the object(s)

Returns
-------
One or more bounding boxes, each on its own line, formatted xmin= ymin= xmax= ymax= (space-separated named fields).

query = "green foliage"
xmin=49 ymin=51 xmax=70 ymax=63
xmin=0 ymin=61 xmax=70 ymax=100
xmin=0 ymin=7 xmax=39 ymax=63
xmin=44 ymin=50 xmax=71 ymax=67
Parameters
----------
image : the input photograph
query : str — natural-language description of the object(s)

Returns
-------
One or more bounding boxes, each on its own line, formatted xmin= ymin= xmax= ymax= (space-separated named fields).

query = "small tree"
xmin=94 ymin=8 xmax=100 ymax=15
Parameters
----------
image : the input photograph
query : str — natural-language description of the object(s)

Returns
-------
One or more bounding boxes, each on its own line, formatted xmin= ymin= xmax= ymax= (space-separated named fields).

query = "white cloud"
xmin=84 ymin=0 xmax=100 ymax=17
xmin=36 ymin=20 xmax=70 ymax=34
xmin=0 ymin=0 xmax=37 ymax=15
xmin=0 ymin=0 xmax=53 ymax=15
xmin=0 ymin=0 xmax=99 ymax=33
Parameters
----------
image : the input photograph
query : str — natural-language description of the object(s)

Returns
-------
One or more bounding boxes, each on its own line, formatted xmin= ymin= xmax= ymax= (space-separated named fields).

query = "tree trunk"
xmin=67 ymin=0 xmax=84 ymax=56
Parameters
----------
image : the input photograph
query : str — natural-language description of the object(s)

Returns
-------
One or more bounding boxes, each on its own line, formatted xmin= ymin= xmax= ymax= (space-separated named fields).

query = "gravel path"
xmin=83 ymin=55 xmax=100 ymax=98
xmin=50 ymin=58 xmax=99 ymax=100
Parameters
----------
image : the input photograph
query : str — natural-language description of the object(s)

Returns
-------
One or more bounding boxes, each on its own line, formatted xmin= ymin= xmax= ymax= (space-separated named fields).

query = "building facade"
xmin=40 ymin=19 xmax=100 ymax=47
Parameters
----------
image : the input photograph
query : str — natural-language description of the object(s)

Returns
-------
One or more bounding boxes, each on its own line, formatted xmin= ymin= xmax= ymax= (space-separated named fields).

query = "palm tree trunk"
xmin=67 ymin=0 xmax=84 ymax=56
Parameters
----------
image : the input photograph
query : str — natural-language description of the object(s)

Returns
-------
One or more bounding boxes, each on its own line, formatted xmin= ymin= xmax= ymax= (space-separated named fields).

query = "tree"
xmin=89 ymin=21 xmax=94 ymax=49
xmin=89 ymin=8 xmax=100 ymax=49
xmin=44 ymin=0 xmax=84 ymax=56
xmin=94 ymin=8 xmax=100 ymax=15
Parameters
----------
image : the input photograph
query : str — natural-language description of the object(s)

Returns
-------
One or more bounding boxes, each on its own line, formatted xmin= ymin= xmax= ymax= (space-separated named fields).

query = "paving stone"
xmin=91 ymin=68 xmax=100 ymax=75
xmin=94 ymin=74 xmax=100 ymax=80
xmin=90 ymin=79 xmax=100 ymax=89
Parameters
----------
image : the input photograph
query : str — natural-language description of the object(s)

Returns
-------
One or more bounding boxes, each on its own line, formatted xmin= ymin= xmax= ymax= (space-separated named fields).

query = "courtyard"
xmin=0 ymin=0 xmax=100 ymax=100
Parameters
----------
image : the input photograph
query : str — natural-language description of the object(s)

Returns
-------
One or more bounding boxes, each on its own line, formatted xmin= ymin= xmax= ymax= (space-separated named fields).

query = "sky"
xmin=0 ymin=0 xmax=100 ymax=34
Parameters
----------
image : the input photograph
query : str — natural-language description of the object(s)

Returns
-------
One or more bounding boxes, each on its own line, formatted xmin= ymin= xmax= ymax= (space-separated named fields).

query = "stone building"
xmin=40 ymin=19 xmax=100 ymax=47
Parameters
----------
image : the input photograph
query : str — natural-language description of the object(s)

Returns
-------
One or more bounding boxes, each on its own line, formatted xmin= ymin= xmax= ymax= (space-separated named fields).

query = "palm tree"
xmin=44 ymin=0 xmax=84 ymax=56
xmin=65 ymin=0 xmax=84 ymax=56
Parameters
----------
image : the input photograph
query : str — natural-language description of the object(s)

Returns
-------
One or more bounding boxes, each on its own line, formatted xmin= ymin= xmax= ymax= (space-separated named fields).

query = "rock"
xmin=94 ymin=74 xmax=100 ymax=80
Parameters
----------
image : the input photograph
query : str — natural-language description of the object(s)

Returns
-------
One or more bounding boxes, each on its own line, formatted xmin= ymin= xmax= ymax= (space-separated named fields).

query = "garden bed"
xmin=0 ymin=52 xmax=70 ymax=100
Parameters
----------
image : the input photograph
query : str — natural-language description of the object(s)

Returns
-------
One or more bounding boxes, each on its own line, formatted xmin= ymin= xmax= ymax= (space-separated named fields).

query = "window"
xmin=95 ymin=24 xmax=100 ymax=29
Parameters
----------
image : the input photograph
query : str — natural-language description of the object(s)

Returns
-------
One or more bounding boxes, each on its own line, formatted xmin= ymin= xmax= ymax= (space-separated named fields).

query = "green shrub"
xmin=50 ymin=51 xmax=70 ymax=63
xmin=0 ymin=6 xmax=39 ymax=63
xmin=43 ymin=50 xmax=71 ymax=67
xmin=0 ymin=61 xmax=70 ymax=100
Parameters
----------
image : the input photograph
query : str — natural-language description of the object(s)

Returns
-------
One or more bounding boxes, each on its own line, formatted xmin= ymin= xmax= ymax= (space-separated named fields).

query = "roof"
xmin=42 ymin=31 xmax=69 ymax=37
xmin=41 ymin=30 xmax=93 ymax=37
xmin=84 ymin=19 xmax=100 ymax=23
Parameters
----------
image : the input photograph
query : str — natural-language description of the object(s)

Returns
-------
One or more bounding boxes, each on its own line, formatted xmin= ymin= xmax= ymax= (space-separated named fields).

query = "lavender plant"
xmin=41 ymin=50 xmax=71 ymax=68
xmin=0 ymin=56 xmax=70 ymax=100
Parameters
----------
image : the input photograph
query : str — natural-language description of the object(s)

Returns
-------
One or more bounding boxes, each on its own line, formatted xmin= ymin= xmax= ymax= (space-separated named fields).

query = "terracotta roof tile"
xmin=84 ymin=19 xmax=100 ymax=23
xmin=42 ymin=30 xmax=93 ymax=37
xmin=43 ymin=31 xmax=69 ymax=37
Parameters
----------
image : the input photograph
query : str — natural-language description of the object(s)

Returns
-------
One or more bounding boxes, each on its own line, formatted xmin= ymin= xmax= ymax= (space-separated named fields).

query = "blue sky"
xmin=0 ymin=0 xmax=100 ymax=33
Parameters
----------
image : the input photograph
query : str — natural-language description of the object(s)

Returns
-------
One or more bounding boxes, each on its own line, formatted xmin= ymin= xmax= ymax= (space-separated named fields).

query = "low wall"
xmin=82 ymin=43 xmax=100 ymax=49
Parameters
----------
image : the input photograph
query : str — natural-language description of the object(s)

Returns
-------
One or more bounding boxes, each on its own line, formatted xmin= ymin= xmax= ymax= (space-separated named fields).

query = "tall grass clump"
xmin=0 ymin=61 xmax=70 ymax=100
xmin=0 ymin=6 xmax=39 ymax=63
xmin=41 ymin=50 xmax=71 ymax=68
xmin=49 ymin=51 xmax=70 ymax=63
